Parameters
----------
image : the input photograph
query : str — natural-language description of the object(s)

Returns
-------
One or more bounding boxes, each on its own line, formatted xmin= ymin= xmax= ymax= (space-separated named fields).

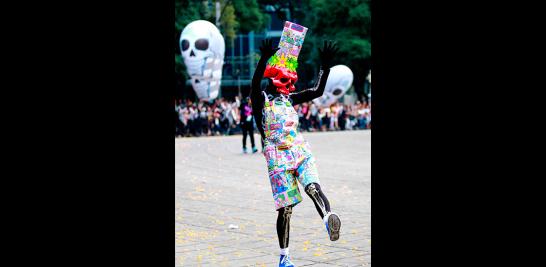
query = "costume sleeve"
xmin=289 ymin=67 xmax=331 ymax=105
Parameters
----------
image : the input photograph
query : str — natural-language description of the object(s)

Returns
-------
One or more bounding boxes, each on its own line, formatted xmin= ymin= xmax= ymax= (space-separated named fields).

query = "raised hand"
xmin=259 ymin=38 xmax=280 ymax=60
xmin=319 ymin=40 xmax=339 ymax=69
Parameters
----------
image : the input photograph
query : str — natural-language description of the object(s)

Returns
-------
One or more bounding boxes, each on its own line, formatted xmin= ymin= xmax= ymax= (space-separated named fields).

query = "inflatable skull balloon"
xmin=179 ymin=20 xmax=225 ymax=101
xmin=313 ymin=65 xmax=354 ymax=107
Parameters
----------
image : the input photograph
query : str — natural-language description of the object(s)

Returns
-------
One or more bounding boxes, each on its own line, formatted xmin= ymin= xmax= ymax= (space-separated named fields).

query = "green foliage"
xmin=302 ymin=0 xmax=371 ymax=58
xmin=175 ymin=1 xmax=203 ymax=33
xmin=299 ymin=0 xmax=371 ymax=98
xmin=175 ymin=0 xmax=267 ymax=45
xmin=175 ymin=54 xmax=188 ymax=81
xmin=232 ymin=0 xmax=270 ymax=33
xmin=218 ymin=2 xmax=239 ymax=44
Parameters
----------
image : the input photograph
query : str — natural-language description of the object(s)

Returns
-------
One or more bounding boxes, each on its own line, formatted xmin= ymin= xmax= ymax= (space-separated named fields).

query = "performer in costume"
xmin=249 ymin=21 xmax=341 ymax=267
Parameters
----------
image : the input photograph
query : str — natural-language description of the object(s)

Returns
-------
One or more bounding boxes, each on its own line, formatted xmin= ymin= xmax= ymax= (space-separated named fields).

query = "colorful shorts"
xmin=263 ymin=141 xmax=320 ymax=210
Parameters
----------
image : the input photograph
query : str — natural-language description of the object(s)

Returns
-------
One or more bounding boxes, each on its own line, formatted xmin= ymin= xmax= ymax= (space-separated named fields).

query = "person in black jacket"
xmin=239 ymin=97 xmax=258 ymax=153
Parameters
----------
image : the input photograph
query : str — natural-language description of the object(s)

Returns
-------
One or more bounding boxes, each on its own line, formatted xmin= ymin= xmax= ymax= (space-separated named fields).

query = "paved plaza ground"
xmin=175 ymin=130 xmax=371 ymax=266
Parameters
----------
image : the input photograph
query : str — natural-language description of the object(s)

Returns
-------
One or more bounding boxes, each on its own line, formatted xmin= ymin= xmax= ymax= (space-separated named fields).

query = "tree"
xmin=232 ymin=0 xmax=270 ymax=33
xmin=257 ymin=0 xmax=300 ymax=22
xmin=218 ymin=1 xmax=239 ymax=44
xmin=299 ymin=0 xmax=372 ymax=102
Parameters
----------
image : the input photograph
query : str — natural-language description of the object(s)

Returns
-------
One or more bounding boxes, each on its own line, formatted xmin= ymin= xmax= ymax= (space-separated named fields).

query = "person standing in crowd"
xmin=207 ymin=105 xmax=214 ymax=135
xmin=188 ymin=102 xmax=199 ymax=136
xmin=338 ymin=103 xmax=346 ymax=130
xmin=308 ymin=103 xmax=319 ymax=131
xmin=177 ymin=102 xmax=190 ymax=137
xmin=219 ymin=99 xmax=230 ymax=135
xmin=300 ymin=102 xmax=310 ymax=132
xmin=318 ymin=107 xmax=326 ymax=131
xmin=295 ymin=105 xmax=303 ymax=131
xmin=346 ymin=104 xmax=357 ymax=130
xmin=175 ymin=104 xmax=183 ymax=137
xmin=181 ymin=108 xmax=190 ymax=136
xmin=224 ymin=97 xmax=239 ymax=135
xmin=363 ymin=102 xmax=371 ymax=129
xmin=194 ymin=103 xmax=201 ymax=136
xmin=212 ymin=104 xmax=224 ymax=135
xmin=349 ymin=104 xmax=356 ymax=129
xmin=328 ymin=105 xmax=334 ymax=130
xmin=326 ymin=106 xmax=333 ymax=131
xmin=239 ymin=97 xmax=258 ymax=153
xmin=198 ymin=104 xmax=208 ymax=136
xmin=357 ymin=102 xmax=368 ymax=129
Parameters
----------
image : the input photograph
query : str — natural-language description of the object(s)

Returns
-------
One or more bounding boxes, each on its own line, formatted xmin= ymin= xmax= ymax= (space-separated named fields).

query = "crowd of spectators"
xmin=175 ymin=97 xmax=371 ymax=137
xmin=294 ymin=101 xmax=371 ymax=132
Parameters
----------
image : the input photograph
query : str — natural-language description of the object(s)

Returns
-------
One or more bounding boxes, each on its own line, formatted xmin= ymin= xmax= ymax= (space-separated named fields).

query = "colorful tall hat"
xmin=264 ymin=21 xmax=308 ymax=94
xmin=268 ymin=21 xmax=308 ymax=71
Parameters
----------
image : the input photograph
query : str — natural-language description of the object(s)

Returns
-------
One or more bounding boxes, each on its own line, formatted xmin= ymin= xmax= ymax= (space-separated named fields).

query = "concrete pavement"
xmin=175 ymin=130 xmax=371 ymax=266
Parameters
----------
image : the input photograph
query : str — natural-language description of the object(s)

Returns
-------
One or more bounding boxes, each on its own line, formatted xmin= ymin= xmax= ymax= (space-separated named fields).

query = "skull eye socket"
xmin=333 ymin=89 xmax=343 ymax=96
xmin=195 ymin=38 xmax=209 ymax=50
xmin=280 ymin=78 xmax=289 ymax=83
xmin=181 ymin=39 xmax=189 ymax=51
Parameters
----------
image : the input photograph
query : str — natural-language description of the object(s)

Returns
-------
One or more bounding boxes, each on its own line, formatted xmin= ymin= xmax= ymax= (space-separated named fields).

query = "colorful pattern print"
xmin=262 ymin=92 xmax=320 ymax=210
xmin=267 ymin=21 xmax=308 ymax=73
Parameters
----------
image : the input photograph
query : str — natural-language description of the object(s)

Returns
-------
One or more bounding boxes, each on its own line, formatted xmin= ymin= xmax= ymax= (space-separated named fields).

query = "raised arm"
xmin=290 ymin=40 xmax=339 ymax=105
xmin=251 ymin=39 xmax=280 ymax=103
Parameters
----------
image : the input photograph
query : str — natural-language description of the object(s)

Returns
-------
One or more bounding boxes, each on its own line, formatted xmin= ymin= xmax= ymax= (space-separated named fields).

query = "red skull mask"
xmin=264 ymin=65 xmax=298 ymax=95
